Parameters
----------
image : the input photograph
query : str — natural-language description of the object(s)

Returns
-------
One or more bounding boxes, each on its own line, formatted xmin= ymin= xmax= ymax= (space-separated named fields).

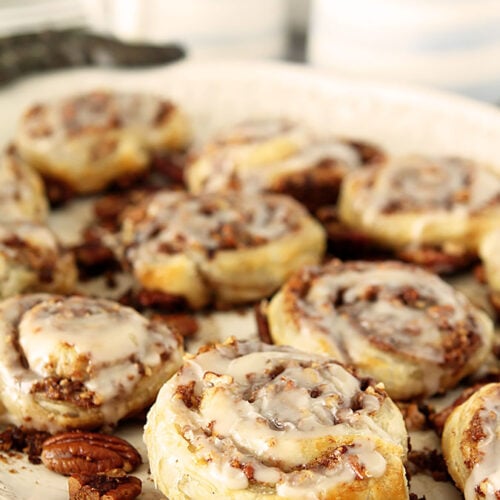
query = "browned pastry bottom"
xmin=396 ymin=246 xmax=476 ymax=275
xmin=43 ymin=168 xmax=155 ymax=206
xmin=316 ymin=206 xmax=476 ymax=273
xmin=68 ymin=473 xmax=142 ymax=500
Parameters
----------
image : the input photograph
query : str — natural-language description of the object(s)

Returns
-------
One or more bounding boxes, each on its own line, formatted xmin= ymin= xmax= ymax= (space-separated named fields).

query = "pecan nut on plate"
xmin=41 ymin=432 xmax=142 ymax=476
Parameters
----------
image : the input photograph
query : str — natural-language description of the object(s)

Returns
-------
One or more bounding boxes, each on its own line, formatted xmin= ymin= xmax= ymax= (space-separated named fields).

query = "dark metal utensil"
xmin=0 ymin=28 xmax=185 ymax=86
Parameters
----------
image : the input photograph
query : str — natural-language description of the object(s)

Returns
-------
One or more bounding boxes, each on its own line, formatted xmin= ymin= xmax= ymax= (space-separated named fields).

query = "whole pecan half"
xmin=41 ymin=432 xmax=142 ymax=476
xmin=68 ymin=473 xmax=142 ymax=500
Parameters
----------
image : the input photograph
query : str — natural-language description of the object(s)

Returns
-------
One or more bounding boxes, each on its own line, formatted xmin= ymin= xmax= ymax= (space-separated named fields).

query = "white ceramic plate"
xmin=1 ymin=60 xmax=499 ymax=499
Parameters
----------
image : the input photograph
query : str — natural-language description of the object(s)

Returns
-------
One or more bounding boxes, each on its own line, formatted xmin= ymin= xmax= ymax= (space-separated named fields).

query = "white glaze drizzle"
xmin=290 ymin=262 xmax=487 ymax=394
xmin=125 ymin=191 xmax=305 ymax=266
xmin=166 ymin=340 xmax=403 ymax=494
xmin=353 ymin=156 xmax=500 ymax=226
xmin=213 ymin=119 xmax=308 ymax=146
xmin=201 ymin=135 xmax=367 ymax=194
xmin=21 ymin=91 xmax=173 ymax=140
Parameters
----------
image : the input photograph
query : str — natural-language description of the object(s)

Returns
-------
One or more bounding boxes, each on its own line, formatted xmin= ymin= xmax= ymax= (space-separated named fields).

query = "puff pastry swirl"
xmin=267 ymin=260 xmax=494 ymax=400
xmin=186 ymin=118 xmax=384 ymax=210
xmin=120 ymin=190 xmax=326 ymax=309
xmin=0 ymin=222 xmax=76 ymax=299
xmin=338 ymin=155 xmax=500 ymax=271
xmin=144 ymin=338 xmax=409 ymax=499
xmin=15 ymin=90 xmax=190 ymax=195
xmin=0 ymin=147 xmax=48 ymax=223
xmin=0 ymin=294 xmax=183 ymax=432
xmin=442 ymin=383 xmax=500 ymax=499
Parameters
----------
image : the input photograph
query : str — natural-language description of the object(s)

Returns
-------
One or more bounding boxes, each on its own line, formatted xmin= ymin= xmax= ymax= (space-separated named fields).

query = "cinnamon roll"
xmin=145 ymin=338 xmax=409 ymax=500
xmin=338 ymin=156 xmax=500 ymax=272
xmin=267 ymin=260 xmax=494 ymax=400
xmin=479 ymin=229 xmax=500 ymax=314
xmin=0 ymin=294 xmax=183 ymax=432
xmin=442 ymin=382 xmax=500 ymax=499
xmin=186 ymin=118 xmax=384 ymax=210
xmin=120 ymin=190 xmax=326 ymax=309
xmin=0 ymin=147 xmax=48 ymax=223
xmin=15 ymin=91 xmax=190 ymax=197
xmin=0 ymin=222 xmax=76 ymax=298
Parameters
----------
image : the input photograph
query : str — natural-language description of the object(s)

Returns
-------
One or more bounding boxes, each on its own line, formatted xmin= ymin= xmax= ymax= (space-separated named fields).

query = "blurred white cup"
xmin=81 ymin=0 xmax=289 ymax=59
xmin=308 ymin=0 xmax=500 ymax=102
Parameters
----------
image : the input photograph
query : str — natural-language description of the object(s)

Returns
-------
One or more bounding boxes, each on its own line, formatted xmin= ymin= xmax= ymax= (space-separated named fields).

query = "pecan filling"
xmin=30 ymin=377 xmax=99 ymax=409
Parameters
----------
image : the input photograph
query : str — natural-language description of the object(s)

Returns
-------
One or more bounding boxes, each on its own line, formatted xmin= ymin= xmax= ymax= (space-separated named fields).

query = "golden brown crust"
xmin=442 ymin=383 xmax=500 ymax=499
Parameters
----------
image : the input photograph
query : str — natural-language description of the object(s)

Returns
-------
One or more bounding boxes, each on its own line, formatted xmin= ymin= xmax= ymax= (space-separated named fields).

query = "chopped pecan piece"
xmin=406 ymin=449 xmax=451 ymax=482
xmin=42 ymin=432 xmax=142 ymax=476
xmin=68 ymin=473 xmax=142 ymax=500
xmin=0 ymin=425 xmax=51 ymax=464
xmin=72 ymin=236 xmax=118 ymax=280
xmin=397 ymin=402 xmax=431 ymax=432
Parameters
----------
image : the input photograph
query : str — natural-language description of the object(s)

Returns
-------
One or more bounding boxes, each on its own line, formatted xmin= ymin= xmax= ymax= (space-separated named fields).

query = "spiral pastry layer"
xmin=15 ymin=90 xmax=190 ymax=195
xmin=338 ymin=155 xmax=500 ymax=270
xmin=267 ymin=260 xmax=493 ymax=400
xmin=186 ymin=118 xmax=384 ymax=210
xmin=0 ymin=147 xmax=48 ymax=223
xmin=120 ymin=190 xmax=326 ymax=309
xmin=145 ymin=338 xmax=409 ymax=500
xmin=0 ymin=222 xmax=76 ymax=299
xmin=0 ymin=294 xmax=183 ymax=432
xmin=442 ymin=383 xmax=500 ymax=499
